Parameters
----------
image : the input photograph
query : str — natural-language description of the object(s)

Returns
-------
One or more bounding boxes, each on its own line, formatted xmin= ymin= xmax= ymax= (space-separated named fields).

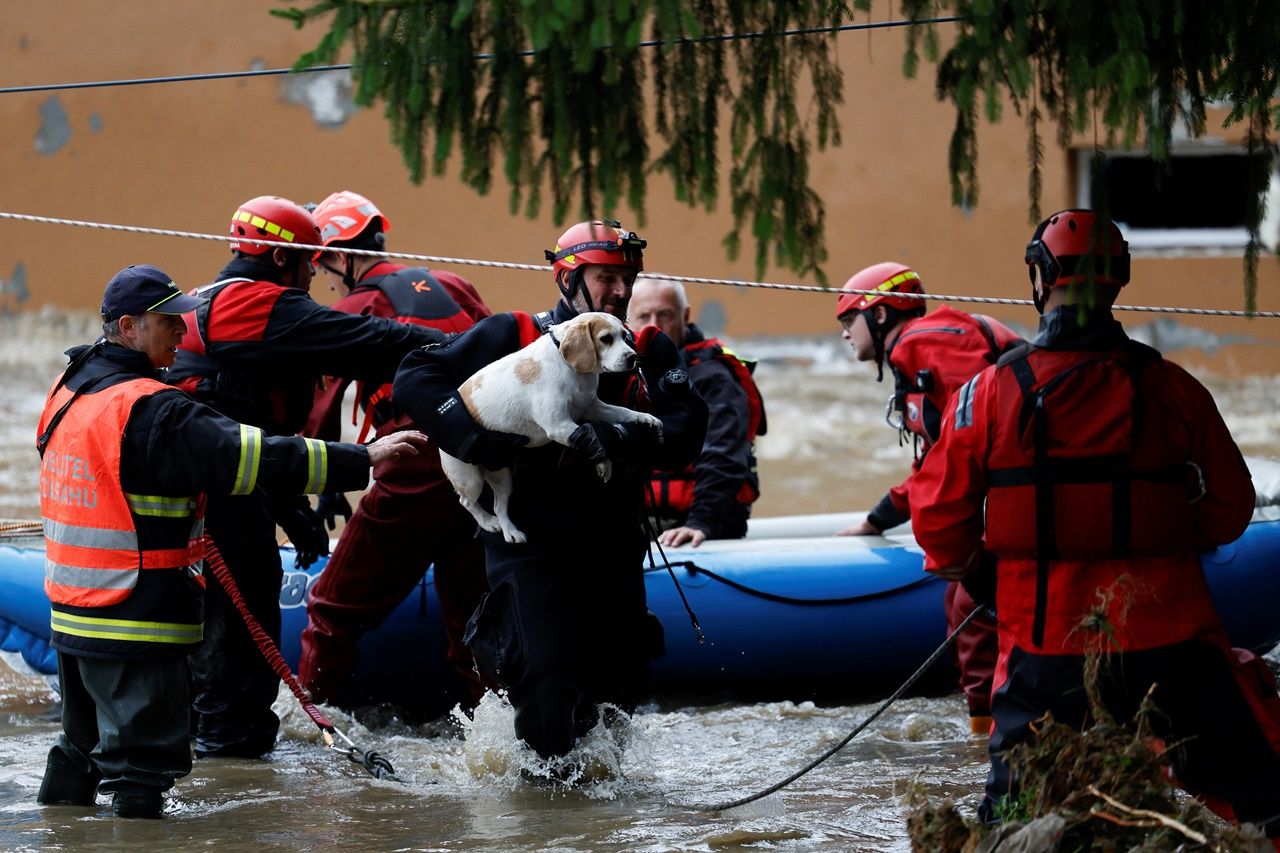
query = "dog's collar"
xmin=547 ymin=328 xmax=561 ymax=349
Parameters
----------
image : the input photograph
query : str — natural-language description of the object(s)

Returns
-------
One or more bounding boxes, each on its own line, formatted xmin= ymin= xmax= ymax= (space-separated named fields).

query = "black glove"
xmin=569 ymin=420 xmax=661 ymax=466
xmin=960 ymin=550 xmax=998 ymax=618
xmin=271 ymin=495 xmax=330 ymax=570
xmin=634 ymin=324 xmax=681 ymax=376
xmin=460 ymin=428 xmax=529 ymax=470
xmin=315 ymin=491 xmax=353 ymax=531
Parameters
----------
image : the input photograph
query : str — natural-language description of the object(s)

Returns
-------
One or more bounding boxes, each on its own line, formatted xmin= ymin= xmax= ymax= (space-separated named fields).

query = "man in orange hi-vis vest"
xmin=36 ymin=264 xmax=426 ymax=819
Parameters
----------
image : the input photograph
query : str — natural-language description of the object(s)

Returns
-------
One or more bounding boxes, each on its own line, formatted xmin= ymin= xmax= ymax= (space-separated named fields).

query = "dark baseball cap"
xmin=100 ymin=264 xmax=206 ymax=321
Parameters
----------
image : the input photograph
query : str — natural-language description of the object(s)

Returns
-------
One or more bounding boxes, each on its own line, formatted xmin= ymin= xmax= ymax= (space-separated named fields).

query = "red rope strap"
xmin=201 ymin=534 xmax=335 ymax=733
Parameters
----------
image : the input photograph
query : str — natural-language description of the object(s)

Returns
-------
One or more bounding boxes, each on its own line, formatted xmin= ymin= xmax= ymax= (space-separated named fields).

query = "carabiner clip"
xmin=884 ymin=394 xmax=904 ymax=431
xmin=1185 ymin=461 xmax=1207 ymax=503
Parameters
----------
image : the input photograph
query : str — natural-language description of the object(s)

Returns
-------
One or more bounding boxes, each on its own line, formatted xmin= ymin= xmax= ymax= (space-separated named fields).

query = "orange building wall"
xmin=2 ymin=2 xmax=1276 ymax=373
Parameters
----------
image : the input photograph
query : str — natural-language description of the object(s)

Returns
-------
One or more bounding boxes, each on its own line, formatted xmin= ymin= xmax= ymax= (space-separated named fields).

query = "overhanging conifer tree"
xmin=276 ymin=1 xmax=1278 ymax=307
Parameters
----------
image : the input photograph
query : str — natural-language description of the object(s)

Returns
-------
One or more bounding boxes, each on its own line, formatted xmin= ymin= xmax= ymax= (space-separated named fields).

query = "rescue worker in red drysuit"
xmin=835 ymin=262 xmax=1020 ymax=734
xmin=393 ymin=221 xmax=707 ymax=768
xmin=36 ymin=264 xmax=426 ymax=818
xmin=166 ymin=196 xmax=447 ymax=759
xmin=297 ymin=190 xmax=491 ymax=707
xmin=628 ymin=278 xmax=766 ymax=546
xmin=912 ymin=209 xmax=1280 ymax=843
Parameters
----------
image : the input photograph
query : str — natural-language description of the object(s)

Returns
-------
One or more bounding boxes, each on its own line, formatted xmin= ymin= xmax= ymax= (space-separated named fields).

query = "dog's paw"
xmin=501 ymin=526 xmax=528 ymax=544
xmin=595 ymin=459 xmax=613 ymax=483
xmin=458 ymin=497 xmax=503 ymax=534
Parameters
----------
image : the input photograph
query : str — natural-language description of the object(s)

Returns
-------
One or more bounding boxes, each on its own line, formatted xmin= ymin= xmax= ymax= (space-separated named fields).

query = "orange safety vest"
xmin=648 ymin=340 xmax=766 ymax=516
xmin=38 ymin=376 xmax=206 ymax=611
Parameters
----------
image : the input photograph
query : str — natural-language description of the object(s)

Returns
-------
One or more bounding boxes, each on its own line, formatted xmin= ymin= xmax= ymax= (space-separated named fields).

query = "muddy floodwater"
xmin=1 ymin=310 xmax=1277 ymax=851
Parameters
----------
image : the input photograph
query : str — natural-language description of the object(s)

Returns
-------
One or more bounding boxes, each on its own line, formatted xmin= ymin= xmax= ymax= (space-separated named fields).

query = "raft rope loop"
xmin=0 ymin=521 xmax=44 ymax=540
xmin=694 ymin=604 xmax=983 ymax=812
xmin=0 ymin=17 xmax=962 ymax=96
xmin=200 ymin=534 xmax=400 ymax=781
xmin=1 ymin=210 xmax=1274 ymax=318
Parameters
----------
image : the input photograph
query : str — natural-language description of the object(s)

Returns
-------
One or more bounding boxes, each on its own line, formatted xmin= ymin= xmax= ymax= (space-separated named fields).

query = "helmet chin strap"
xmin=864 ymin=308 xmax=895 ymax=383
xmin=558 ymin=268 xmax=594 ymax=315
xmin=1031 ymin=272 xmax=1049 ymax=314
xmin=342 ymin=254 xmax=358 ymax=290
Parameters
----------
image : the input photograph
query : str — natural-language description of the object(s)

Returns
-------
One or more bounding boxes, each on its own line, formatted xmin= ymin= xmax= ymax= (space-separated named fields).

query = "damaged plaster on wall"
xmin=278 ymin=69 xmax=359 ymax=129
xmin=35 ymin=97 xmax=71 ymax=155
xmin=0 ymin=263 xmax=30 ymax=316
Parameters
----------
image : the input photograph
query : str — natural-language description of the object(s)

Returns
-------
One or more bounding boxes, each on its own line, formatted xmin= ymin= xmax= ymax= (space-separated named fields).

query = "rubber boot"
xmin=36 ymin=748 xmax=99 ymax=806
xmin=111 ymin=789 xmax=163 ymax=819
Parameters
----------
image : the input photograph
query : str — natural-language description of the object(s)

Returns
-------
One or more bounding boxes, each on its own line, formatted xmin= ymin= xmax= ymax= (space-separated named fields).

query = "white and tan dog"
xmin=439 ymin=312 xmax=663 ymax=543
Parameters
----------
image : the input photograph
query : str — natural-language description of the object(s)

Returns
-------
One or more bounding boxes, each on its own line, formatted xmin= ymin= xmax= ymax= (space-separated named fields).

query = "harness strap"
xmin=37 ymin=369 xmax=132 ymax=457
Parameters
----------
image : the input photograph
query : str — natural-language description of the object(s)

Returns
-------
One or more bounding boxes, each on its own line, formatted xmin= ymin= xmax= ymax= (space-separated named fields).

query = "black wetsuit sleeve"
xmin=124 ymin=391 xmax=371 ymax=496
xmin=211 ymin=288 xmax=445 ymax=384
xmin=684 ymin=360 xmax=751 ymax=536
xmin=392 ymin=312 xmax=523 ymax=459
xmin=645 ymin=373 xmax=708 ymax=474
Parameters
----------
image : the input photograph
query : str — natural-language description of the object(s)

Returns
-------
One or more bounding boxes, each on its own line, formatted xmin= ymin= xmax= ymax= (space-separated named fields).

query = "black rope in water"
xmin=0 ymin=17 xmax=961 ymax=96
xmin=692 ymin=605 xmax=983 ymax=812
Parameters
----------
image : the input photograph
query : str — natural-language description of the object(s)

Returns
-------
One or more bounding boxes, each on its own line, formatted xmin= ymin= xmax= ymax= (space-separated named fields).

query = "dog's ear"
xmin=560 ymin=318 xmax=600 ymax=373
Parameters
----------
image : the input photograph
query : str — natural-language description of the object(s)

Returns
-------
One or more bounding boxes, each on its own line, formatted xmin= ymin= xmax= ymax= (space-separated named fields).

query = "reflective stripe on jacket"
xmin=38 ymin=375 xmax=208 ymax=650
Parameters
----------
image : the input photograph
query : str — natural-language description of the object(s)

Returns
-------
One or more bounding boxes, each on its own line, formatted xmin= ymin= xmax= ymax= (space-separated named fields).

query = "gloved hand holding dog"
xmin=568 ymin=419 xmax=662 ymax=468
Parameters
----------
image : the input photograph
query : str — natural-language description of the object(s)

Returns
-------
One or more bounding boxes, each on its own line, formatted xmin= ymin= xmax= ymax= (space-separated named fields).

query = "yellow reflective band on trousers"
xmin=124 ymin=492 xmax=197 ymax=518
xmin=304 ymin=438 xmax=328 ymax=493
xmin=232 ymin=424 xmax=263 ymax=495
xmin=50 ymin=610 xmax=203 ymax=644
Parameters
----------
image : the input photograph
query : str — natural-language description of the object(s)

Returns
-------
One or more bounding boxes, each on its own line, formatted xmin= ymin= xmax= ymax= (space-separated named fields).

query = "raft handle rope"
xmin=654 ymin=559 xmax=936 ymax=607
xmin=200 ymin=534 xmax=401 ymax=781
xmin=0 ymin=210 xmax=1275 ymax=318
xmin=694 ymin=604 xmax=983 ymax=812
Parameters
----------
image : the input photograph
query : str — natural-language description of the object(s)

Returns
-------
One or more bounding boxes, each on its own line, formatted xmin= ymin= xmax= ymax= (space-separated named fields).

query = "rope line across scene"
xmin=0 ymin=210 xmax=1275 ymax=318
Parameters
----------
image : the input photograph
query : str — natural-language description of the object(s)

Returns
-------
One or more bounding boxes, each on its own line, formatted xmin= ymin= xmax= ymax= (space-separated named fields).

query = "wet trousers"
xmin=299 ymin=449 xmax=487 ymax=706
xmin=189 ymin=492 xmax=283 ymax=758
xmin=983 ymin=635 xmax=1280 ymax=840
xmin=945 ymin=581 xmax=998 ymax=720
xmin=469 ymin=531 xmax=657 ymax=759
xmin=41 ymin=652 xmax=190 ymax=804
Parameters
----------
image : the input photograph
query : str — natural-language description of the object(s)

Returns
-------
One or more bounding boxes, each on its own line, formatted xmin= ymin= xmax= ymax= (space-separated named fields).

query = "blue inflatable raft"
xmin=3 ymin=516 xmax=1280 ymax=713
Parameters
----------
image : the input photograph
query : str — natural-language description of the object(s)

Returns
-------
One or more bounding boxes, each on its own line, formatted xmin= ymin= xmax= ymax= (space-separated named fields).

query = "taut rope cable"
xmin=693 ymin=605 xmax=983 ymax=812
xmin=0 ymin=209 xmax=1275 ymax=318
xmin=0 ymin=17 xmax=962 ymax=96
xmin=201 ymin=534 xmax=400 ymax=781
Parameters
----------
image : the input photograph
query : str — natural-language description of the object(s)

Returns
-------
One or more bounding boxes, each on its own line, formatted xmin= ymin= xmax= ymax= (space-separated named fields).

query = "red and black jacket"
xmin=868 ymin=306 xmax=1023 ymax=531
xmin=914 ymin=307 xmax=1255 ymax=656
xmin=646 ymin=325 xmax=766 ymax=538
xmin=304 ymin=262 xmax=490 ymax=442
xmin=168 ymin=257 xmax=444 ymax=436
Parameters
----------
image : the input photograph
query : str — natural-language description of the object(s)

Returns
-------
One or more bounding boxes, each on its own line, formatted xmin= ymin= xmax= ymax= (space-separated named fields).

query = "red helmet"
xmin=312 ymin=190 xmax=389 ymax=251
xmin=835 ymin=262 xmax=925 ymax=320
xmin=1025 ymin=209 xmax=1130 ymax=288
xmin=229 ymin=196 xmax=321 ymax=256
xmin=545 ymin=220 xmax=646 ymax=280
